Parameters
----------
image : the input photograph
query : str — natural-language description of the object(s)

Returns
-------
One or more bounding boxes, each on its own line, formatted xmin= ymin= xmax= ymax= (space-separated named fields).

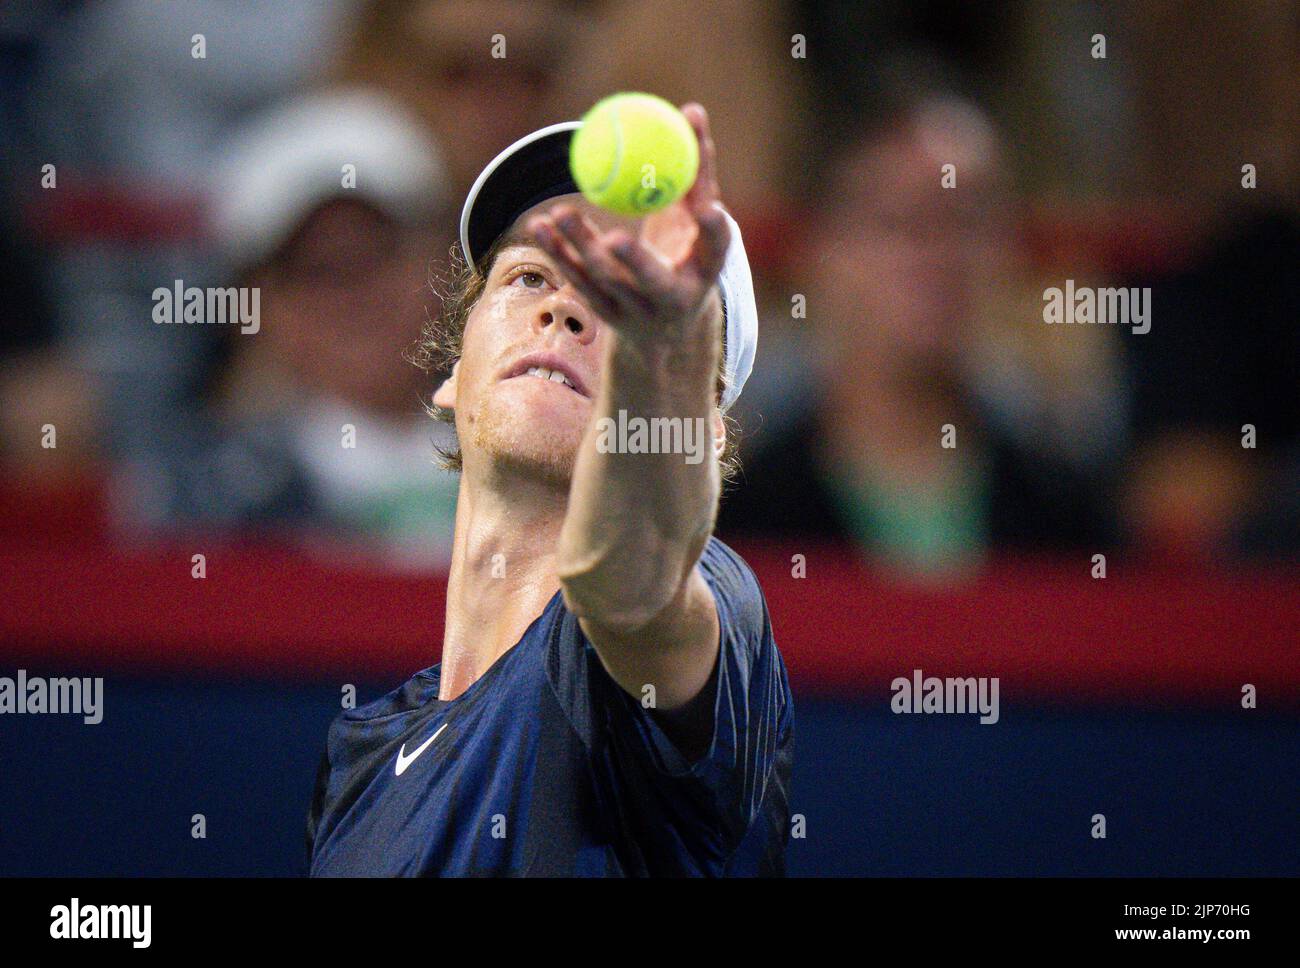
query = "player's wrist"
xmin=606 ymin=319 xmax=719 ymax=407
xmin=611 ymin=283 xmax=721 ymax=356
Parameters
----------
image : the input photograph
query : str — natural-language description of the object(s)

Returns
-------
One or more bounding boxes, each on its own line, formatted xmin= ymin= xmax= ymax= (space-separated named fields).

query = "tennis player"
xmin=306 ymin=104 xmax=793 ymax=876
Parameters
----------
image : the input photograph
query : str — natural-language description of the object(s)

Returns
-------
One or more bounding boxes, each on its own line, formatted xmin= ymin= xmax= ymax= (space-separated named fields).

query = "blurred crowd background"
xmin=2 ymin=0 xmax=1297 ymax=578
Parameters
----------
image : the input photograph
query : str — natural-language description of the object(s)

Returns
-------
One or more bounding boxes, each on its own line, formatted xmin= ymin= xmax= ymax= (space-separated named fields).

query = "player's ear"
xmin=712 ymin=409 xmax=726 ymax=459
xmin=433 ymin=359 xmax=461 ymax=410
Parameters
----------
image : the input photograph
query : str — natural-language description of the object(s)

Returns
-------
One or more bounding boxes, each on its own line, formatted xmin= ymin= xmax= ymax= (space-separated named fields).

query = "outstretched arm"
xmin=528 ymin=104 xmax=730 ymax=720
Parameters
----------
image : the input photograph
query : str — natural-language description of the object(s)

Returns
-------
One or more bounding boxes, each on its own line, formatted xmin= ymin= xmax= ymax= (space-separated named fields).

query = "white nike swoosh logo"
xmin=395 ymin=722 xmax=448 ymax=776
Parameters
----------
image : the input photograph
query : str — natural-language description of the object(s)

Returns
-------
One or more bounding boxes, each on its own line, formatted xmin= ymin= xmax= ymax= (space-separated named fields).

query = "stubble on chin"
xmin=467 ymin=397 xmax=580 ymax=489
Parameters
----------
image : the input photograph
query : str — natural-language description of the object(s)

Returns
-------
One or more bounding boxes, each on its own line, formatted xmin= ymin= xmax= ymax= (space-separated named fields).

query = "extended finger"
xmin=551 ymin=206 xmax=639 ymax=297
xmin=528 ymin=215 xmax=622 ymax=320
xmin=681 ymin=104 xmax=720 ymax=213
xmin=679 ymin=105 xmax=731 ymax=279
xmin=550 ymin=209 xmax=667 ymax=320
xmin=685 ymin=200 xmax=730 ymax=283
xmin=604 ymin=230 xmax=677 ymax=306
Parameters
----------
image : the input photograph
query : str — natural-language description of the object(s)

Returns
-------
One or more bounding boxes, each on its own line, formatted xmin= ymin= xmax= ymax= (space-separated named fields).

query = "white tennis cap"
xmin=459 ymin=121 xmax=758 ymax=412
xmin=209 ymin=87 xmax=446 ymax=267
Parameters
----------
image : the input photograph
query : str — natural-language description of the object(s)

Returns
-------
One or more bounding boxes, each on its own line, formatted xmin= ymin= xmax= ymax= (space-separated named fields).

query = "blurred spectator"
xmin=718 ymin=62 xmax=1122 ymax=577
xmin=17 ymin=0 xmax=359 ymax=498
xmin=28 ymin=0 xmax=356 ymax=187
xmin=1121 ymin=206 xmax=1300 ymax=561
xmin=0 ymin=192 xmax=101 ymax=487
xmin=554 ymin=0 xmax=804 ymax=220
xmin=112 ymin=88 xmax=460 ymax=568
xmin=336 ymin=0 xmax=802 ymax=216
xmin=335 ymin=0 xmax=594 ymax=203
xmin=1110 ymin=2 xmax=1300 ymax=562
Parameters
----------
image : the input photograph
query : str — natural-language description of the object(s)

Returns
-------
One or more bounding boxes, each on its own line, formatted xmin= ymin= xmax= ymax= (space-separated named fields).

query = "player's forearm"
xmin=557 ymin=309 xmax=721 ymax=631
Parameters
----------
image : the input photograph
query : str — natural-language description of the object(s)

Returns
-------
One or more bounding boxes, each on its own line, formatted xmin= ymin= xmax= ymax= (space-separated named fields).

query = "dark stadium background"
xmin=2 ymin=1 xmax=1297 ymax=876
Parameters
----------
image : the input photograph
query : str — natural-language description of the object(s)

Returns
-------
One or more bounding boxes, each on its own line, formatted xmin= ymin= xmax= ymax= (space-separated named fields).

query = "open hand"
xmin=525 ymin=103 xmax=730 ymax=345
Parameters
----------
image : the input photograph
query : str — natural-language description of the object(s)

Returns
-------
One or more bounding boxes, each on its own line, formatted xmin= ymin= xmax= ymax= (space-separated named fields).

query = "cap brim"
xmin=460 ymin=121 xmax=581 ymax=271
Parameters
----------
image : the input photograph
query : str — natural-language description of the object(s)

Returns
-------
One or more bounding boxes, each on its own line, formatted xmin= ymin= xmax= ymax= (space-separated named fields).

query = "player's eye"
xmin=505 ymin=266 xmax=549 ymax=290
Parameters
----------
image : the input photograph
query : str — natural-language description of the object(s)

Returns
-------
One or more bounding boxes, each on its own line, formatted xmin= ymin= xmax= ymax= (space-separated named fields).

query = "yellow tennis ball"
xmin=569 ymin=92 xmax=699 ymax=216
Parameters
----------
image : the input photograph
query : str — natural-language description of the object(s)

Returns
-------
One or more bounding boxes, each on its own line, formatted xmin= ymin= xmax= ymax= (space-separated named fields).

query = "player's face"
xmin=435 ymin=196 xmax=638 ymax=485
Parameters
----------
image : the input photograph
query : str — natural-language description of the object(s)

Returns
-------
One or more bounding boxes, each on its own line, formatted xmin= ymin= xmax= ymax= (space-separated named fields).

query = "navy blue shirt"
xmin=306 ymin=537 xmax=793 ymax=876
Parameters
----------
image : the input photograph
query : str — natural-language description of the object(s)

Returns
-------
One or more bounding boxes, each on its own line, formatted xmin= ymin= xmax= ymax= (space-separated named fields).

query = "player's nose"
xmin=535 ymin=285 xmax=600 ymax=346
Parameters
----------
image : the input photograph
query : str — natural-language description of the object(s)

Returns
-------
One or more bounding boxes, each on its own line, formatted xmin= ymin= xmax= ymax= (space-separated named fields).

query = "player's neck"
xmin=438 ymin=469 xmax=568 ymax=702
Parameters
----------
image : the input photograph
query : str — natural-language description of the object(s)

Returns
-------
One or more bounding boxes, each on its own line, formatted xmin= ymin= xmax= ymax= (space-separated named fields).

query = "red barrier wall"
xmin=3 ymin=530 xmax=1296 ymax=704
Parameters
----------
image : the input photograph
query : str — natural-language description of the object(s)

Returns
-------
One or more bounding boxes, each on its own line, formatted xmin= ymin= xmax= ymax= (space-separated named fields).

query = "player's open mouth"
xmin=524 ymin=366 xmax=578 ymax=391
xmin=501 ymin=355 xmax=591 ymax=397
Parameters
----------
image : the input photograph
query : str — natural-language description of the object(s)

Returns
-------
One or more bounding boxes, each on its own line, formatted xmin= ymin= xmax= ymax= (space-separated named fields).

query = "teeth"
xmin=524 ymin=365 xmax=575 ymax=389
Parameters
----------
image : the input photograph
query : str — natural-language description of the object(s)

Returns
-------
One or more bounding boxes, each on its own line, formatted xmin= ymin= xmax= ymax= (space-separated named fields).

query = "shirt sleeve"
xmin=544 ymin=536 xmax=794 ymax=874
xmin=304 ymin=748 xmax=332 ymax=870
